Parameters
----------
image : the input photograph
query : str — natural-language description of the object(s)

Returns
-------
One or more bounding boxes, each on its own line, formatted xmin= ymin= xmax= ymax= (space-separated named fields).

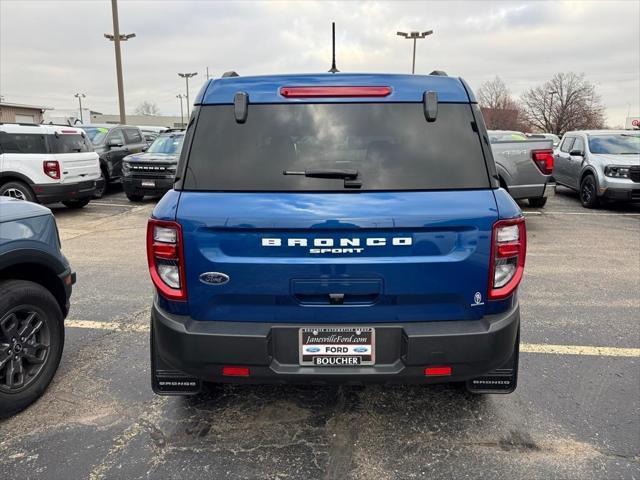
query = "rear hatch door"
xmin=178 ymin=191 xmax=498 ymax=323
xmin=50 ymin=130 xmax=100 ymax=183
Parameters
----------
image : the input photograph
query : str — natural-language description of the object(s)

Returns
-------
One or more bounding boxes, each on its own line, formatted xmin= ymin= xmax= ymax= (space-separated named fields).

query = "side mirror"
xmin=108 ymin=139 xmax=123 ymax=148
xmin=142 ymin=145 xmax=149 ymax=152
xmin=569 ymin=149 xmax=583 ymax=157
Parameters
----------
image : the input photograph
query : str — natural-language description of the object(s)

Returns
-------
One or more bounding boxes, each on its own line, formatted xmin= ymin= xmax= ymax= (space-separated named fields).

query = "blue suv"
xmin=147 ymin=72 xmax=526 ymax=395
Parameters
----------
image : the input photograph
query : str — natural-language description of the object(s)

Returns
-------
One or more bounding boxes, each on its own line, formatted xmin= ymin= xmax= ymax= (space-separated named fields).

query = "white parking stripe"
xmin=542 ymin=211 xmax=640 ymax=216
xmin=65 ymin=320 xmax=640 ymax=358
xmin=521 ymin=343 xmax=640 ymax=357
xmin=89 ymin=202 xmax=136 ymax=208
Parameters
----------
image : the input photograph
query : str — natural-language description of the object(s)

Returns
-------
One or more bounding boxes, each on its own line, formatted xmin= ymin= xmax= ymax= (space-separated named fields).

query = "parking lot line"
xmin=89 ymin=202 xmax=136 ymax=207
xmin=542 ymin=211 xmax=640 ymax=216
xmin=65 ymin=319 xmax=640 ymax=358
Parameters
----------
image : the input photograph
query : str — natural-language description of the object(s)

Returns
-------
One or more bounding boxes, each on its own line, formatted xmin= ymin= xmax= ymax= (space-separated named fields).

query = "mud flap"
xmin=151 ymin=322 xmax=202 ymax=395
xmin=466 ymin=329 xmax=519 ymax=394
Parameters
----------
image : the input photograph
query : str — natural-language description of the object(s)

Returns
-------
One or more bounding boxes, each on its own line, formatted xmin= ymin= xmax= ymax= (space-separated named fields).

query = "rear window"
xmin=183 ymin=103 xmax=489 ymax=191
xmin=49 ymin=134 xmax=93 ymax=153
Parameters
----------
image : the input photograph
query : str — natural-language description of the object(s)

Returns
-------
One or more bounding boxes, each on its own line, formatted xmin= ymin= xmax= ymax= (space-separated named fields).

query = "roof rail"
xmin=222 ymin=71 xmax=239 ymax=78
xmin=429 ymin=70 xmax=448 ymax=76
xmin=0 ymin=122 xmax=43 ymax=127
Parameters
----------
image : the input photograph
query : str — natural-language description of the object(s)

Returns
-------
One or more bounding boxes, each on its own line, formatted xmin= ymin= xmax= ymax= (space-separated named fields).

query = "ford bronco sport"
xmin=147 ymin=72 xmax=526 ymax=395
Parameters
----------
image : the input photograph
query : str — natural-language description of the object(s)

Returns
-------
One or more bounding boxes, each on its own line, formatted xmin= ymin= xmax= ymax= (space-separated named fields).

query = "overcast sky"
xmin=1 ymin=0 xmax=638 ymax=125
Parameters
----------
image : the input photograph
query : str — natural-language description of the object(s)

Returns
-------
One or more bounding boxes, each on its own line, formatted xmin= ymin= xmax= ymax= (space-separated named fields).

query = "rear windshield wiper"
xmin=283 ymin=169 xmax=361 ymax=188
xmin=283 ymin=169 xmax=358 ymax=179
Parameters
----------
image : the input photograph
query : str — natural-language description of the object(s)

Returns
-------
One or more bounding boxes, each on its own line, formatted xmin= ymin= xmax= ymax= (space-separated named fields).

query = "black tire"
xmin=579 ymin=174 xmax=599 ymax=209
xmin=62 ymin=198 xmax=91 ymax=209
xmin=126 ymin=193 xmax=144 ymax=202
xmin=0 ymin=181 xmax=36 ymax=203
xmin=0 ymin=280 xmax=64 ymax=418
xmin=528 ymin=197 xmax=548 ymax=208
xmin=94 ymin=169 xmax=108 ymax=199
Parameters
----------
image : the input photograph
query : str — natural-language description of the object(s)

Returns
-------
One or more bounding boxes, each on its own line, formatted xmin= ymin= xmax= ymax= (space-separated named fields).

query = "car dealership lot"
xmin=0 ymin=187 xmax=638 ymax=480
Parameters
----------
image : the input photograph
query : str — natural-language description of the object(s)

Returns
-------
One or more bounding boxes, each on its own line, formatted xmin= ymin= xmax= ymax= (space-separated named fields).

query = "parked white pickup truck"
xmin=488 ymin=130 xmax=556 ymax=208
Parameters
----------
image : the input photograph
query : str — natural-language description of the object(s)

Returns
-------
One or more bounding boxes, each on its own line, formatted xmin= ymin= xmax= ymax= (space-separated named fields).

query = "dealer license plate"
xmin=142 ymin=180 xmax=155 ymax=187
xmin=299 ymin=327 xmax=375 ymax=366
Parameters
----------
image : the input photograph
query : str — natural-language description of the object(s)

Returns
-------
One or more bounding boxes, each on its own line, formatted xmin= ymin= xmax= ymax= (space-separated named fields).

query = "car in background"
xmin=554 ymin=130 xmax=640 ymax=208
xmin=526 ymin=133 xmax=561 ymax=148
xmin=0 ymin=123 xmax=99 ymax=208
xmin=122 ymin=129 xmax=184 ymax=201
xmin=0 ymin=197 xmax=75 ymax=417
xmin=138 ymin=126 xmax=168 ymax=145
xmin=81 ymin=124 xmax=147 ymax=197
xmin=488 ymin=130 xmax=555 ymax=207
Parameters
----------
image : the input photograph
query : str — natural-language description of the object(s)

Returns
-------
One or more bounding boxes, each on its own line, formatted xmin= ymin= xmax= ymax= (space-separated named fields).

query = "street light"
xmin=396 ymin=30 xmax=433 ymax=74
xmin=176 ymin=94 xmax=186 ymax=127
xmin=74 ymin=93 xmax=86 ymax=123
xmin=104 ymin=0 xmax=135 ymax=124
xmin=178 ymin=73 xmax=198 ymax=118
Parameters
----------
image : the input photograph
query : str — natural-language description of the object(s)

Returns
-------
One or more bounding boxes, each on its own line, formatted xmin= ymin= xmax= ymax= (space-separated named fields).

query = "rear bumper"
xmin=33 ymin=180 xmax=96 ymax=204
xmin=152 ymin=301 xmax=520 ymax=385
xmin=507 ymin=181 xmax=554 ymax=200
xmin=123 ymin=176 xmax=174 ymax=196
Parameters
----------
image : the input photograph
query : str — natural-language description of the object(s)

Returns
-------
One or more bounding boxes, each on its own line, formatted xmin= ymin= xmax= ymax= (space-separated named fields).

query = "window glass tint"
xmin=560 ymin=137 xmax=575 ymax=153
xmin=183 ymin=103 xmax=489 ymax=191
xmin=124 ymin=128 xmax=142 ymax=144
xmin=147 ymin=134 xmax=184 ymax=154
xmin=49 ymin=134 xmax=92 ymax=153
xmin=107 ymin=129 xmax=125 ymax=145
xmin=0 ymin=132 xmax=48 ymax=154
xmin=572 ymin=137 xmax=584 ymax=153
xmin=588 ymin=134 xmax=640 ymax=154
xmin=83 ymin=127 xmax=110 ymax=145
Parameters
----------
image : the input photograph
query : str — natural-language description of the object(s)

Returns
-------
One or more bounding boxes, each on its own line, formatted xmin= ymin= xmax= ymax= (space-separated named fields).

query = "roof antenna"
xmin=328 ymin=22 xmax=339 ymax=73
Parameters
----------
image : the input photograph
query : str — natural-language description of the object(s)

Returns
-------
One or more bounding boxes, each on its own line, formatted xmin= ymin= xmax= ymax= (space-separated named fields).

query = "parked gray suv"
xmin=554 ymin=130 xmax=640 ymax=208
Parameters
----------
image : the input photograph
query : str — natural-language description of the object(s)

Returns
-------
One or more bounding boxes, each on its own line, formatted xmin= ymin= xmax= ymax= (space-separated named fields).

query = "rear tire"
xmin=126 ymin=193 xmax=144 ymax=202
xmin=580 ymin=174 xmax=599 ymax=209
xmin=528 ymin=197 xmax=548 ymax=208
xmin=94 ymin=169 xmax=108 ymax=199
xmin=0 ymin=181 xmax=36 ymax=203
xmin=62 ymin=198 xmax=90 ymax=209
xmin=0 ymin=280 xmax=64 ymax=418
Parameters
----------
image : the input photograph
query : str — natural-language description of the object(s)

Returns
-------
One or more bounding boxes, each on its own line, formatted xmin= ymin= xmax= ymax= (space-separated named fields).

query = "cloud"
xmin=0 ymin=0 xmax=638 ymax=125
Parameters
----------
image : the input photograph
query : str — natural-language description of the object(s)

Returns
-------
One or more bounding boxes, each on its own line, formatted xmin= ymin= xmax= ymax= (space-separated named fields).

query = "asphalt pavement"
xmin=0 ymin=185 xmax=638 ymax=480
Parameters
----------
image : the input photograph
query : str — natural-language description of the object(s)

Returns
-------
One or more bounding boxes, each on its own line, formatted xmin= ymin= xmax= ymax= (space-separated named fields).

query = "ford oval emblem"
xmin=199 ymin=272 xmax=230 ymax=285
xmin=353 ymin=346 xmax=368 ymax=353
xmin=306 ymin=346 xmax=321 ymax=353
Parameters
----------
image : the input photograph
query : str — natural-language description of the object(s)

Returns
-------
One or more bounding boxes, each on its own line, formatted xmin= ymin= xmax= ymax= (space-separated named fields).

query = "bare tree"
xmin=520 ymin=72 xmax=605 ymax=135
xmin=134 ymin=101 xmax=160 ymax=116
xmin=477 ymin=76 xmax=525 ymax=130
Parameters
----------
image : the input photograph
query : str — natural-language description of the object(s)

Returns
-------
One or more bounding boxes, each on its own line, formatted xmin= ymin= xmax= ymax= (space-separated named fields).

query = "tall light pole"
xmin=74 ymin=93 xmax=86 ymax=123
xmin=396 ymin=30 xmax=433 ymax=74
xmin=178 ymin=72 xmax=198 ymax=118
xmin=104 ymin=0 xmax=135 ymax=124
xmin=176 ymin=94 xmax=186 ymax=127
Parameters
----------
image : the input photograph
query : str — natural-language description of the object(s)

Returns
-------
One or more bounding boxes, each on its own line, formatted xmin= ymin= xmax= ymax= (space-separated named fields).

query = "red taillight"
xmin=222 ymin=366 xmax=250 ymax=377
xmin=425 ymin=366 xmax=452 ymax=376
xmin=43 ymin=160 xmax=60 ymax=180
xmin=146 ymin=219 xmax=187 ymax=301
xmin=532 ymin=149 xmax=554 ymax=175
xmin=280 ymin=86 xmax=392 ymax=98
xmin=61 ymin=129 xmax=77 ymax=134
xmin=488 ymin=217 xmax=527 ymax=300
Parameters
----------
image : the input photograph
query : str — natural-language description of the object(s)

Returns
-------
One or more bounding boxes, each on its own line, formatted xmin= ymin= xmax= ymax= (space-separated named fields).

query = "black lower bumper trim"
xmin=34 ymin=180 xmax=96 ymax=204
xmin=602 ymin=188 xmax=640 ymax=202
xmin=123 ymin=177 xmax=173 ymax=197
xmin=151 ymin=301 xmax=520 ymax=387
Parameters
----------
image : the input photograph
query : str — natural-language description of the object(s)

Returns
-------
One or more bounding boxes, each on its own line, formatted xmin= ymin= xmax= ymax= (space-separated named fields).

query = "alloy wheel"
xmin=0 ymin=307 xmax=50 ymax=393
xmin=2 ymin=188 xmax=27 ymax=200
